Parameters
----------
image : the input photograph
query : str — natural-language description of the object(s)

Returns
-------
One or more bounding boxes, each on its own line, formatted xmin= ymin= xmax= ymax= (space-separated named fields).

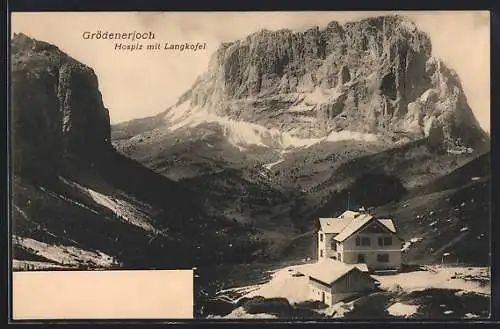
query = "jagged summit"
xmin=154 ymin=15 xmax=487 ymax=151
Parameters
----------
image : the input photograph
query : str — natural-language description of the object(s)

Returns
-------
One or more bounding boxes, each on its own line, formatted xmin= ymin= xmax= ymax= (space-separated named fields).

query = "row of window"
xmin=355 ymin=236 xmax=393 ymax=246
xmin=320 ymin=234 xmax=393 ymax=247
xmin=319 ymin=250 xmax=390 ymax=263
xmin=357 ymin=253 xmax=390 ymax=263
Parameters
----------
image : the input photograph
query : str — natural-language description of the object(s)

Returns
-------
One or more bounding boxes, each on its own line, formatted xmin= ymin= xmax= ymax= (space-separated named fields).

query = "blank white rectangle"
xmin=12 ymin=270 xmax=193 ymax=320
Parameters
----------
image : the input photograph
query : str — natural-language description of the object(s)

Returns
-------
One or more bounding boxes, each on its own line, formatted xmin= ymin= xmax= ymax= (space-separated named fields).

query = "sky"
xmin=11 ymin=11 xmax=490 ymax=132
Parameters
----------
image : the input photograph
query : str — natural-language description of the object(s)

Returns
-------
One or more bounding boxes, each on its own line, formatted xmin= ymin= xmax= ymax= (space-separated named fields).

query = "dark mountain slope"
xmin=280 ymin=154 xmax=490 ymax=265
xmin=277 ymin=138 xmax=483 ymax=233
xmin=10 ymin=33 xmax=264 ymax=270
xmin=374 ymin=179 xmax=490 ymax=266
xmin=407 ymin=151 xmax=490 ymax=197
xmin=113 ymin=122 xmax=279 ymax=181
xmin=367 ymin=154 xmax=489 ymax=265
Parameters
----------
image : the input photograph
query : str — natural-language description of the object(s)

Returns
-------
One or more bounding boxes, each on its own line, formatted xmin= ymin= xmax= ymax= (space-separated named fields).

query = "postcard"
xmin=9 ymin=11 xmax=491 ymax=321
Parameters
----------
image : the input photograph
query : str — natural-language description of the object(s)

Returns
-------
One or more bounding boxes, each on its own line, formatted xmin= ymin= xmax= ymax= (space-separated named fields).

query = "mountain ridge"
xmin=113 ymin=15 xmax=488 ymax=153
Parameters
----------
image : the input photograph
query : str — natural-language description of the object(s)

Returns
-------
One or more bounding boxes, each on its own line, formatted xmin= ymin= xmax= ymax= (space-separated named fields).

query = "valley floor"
xmin=205 ymin=261 xmax=490 ymax=319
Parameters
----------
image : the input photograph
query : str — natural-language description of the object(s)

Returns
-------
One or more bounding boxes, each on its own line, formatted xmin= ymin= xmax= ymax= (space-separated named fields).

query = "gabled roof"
xmin=304 ymin=258 xmax=371 ymax=286
xmin=339 ymin=210 xmax=362 ymax=219
xmin=333 ymin=215 xmax=399 ymax=242
xmin=319 ymin=217 xmax=350 ymax=234
xmin=378 ymin=219 xmax=396 ymax=233
xmin=333 ymin=213 xmax=374 ymax=242
xmin=320 ymin=210 xmax=399 ymax=241
xmin=319 ymin=210 xmax=370 ymax=234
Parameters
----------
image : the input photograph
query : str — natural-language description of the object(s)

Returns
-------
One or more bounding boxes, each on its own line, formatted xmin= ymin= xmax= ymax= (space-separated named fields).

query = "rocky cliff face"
xmin=163 ymin=15 xmax=487 ymax=150
xmin=10 ymin=34 xmax=266 ymax=269
xmin=11 ymin=33 xmax=111 ymax=181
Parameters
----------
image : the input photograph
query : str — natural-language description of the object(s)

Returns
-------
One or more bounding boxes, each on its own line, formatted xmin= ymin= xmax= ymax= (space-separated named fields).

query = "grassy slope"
xmin=12 ymin=175 xmax=163 ymax=269
xmin=12 ymin=151 xmax=267 ymax=269
xmin=372 ymin=153 xmax=491 ymax=265
xmin=113 ymin=122 xmax=279 ymax=181
xmin=112 ymin=119 xmax=486 ymax=263
xmin=277 ymin=153 xmax=490 ymax=265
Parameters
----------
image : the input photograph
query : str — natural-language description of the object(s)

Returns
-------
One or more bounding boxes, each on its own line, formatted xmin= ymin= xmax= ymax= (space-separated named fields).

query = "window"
xmin=356 ymin=237 xmax=361 ymax=246
xmin=338 ymin=253 xmax=342 ymax=261
xmin=377 ymin=254 xmax=390 ymax=263
xmin=320 ymin=249 xmax=324 ymax=257
xmin=361 ymin=237 xmax=371 ymax=246
xmin=331 ymin=241 xmax=337 ymax=251
xmin=357 ymin=254 xmax=366 ymax=263
xmin=320 ymin=233 xmax=323 ymax=242
xmin=378 ymin=237 xmax=393 ymax=246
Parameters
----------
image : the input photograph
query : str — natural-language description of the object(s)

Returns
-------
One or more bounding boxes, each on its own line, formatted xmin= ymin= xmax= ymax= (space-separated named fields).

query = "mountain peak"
xmin=159 ymin=15 xmax=486 ymax=151
xmin=11 ymin=35 xmax=111 ymax=182
xmin=12 ymin=32 xmax=62 ymax=54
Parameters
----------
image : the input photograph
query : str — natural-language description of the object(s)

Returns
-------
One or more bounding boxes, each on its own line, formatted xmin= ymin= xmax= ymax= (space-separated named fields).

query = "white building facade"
xmin=318 ymin=210 xmax=403 ymax=272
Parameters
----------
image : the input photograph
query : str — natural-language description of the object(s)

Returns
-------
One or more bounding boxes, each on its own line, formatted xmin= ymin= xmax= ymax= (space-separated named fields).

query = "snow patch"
xmin=288 ymin=103 xmax=316 ymax=113
xmin=280 ymin=133 xmax=323 ymax=149
xmin=217 ymin=262 xmax=490 ymax=319
xmin=13 ymin=260 xmax=68 ymax=270
xmin=241 ymin=264 xmax=312 ymax=304
xmin=403 ymin=237 xmax=424 ymax=252
xmin=304 ymin=87 xmax=342 ymax=104
xmin=465 ymin=313 xmax=480 ymax=319
xmin=86 ymin=189 xmax=156 ymax=233
xmin=13 ymin=236 xmax=117 ymax=268
xmin=447 ymin=147 xmax=474 ymax=155
xmin=373 ymin=266 xmax=490 ymax=295
xmin=208 ymin=307 xmax=278 ymax=319
xmin=215 ymin=262 xmax=320 ymax=309
xmin=326 ymin=130 xmax=378 ymax=143
xmin=401 ymin=242 xmax=411 ymax=252
xmin=423 ymin=116 xmax=436 ymax=137
xmin=163 ymin=100 xmax=379 ymax=152
xmin=217 ymin=286 xmax=260 ymax=298
xmin=164 ymin=99 xmax=193 ymax=124
xmin=264 ymin=159 xmax=285 ymax=170
xmin=387 ymin=302 xmax=419 ymax=317
xmin=420 ymin=89 xmax=438 ymax=104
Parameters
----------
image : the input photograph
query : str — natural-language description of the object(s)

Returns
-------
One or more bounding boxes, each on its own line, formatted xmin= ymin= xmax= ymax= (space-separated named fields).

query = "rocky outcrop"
xmin=10 ymin=34 xmax=270 ymax=270
xmin=11 ymin=33 xmax=111 ymax=182
xmin=167 ymin=15 xmax=487 ymax=149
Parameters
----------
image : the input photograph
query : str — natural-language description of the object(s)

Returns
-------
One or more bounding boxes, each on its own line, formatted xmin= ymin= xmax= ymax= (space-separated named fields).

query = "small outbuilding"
xmin=304 ymin=258 xmax=378 ymax=306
